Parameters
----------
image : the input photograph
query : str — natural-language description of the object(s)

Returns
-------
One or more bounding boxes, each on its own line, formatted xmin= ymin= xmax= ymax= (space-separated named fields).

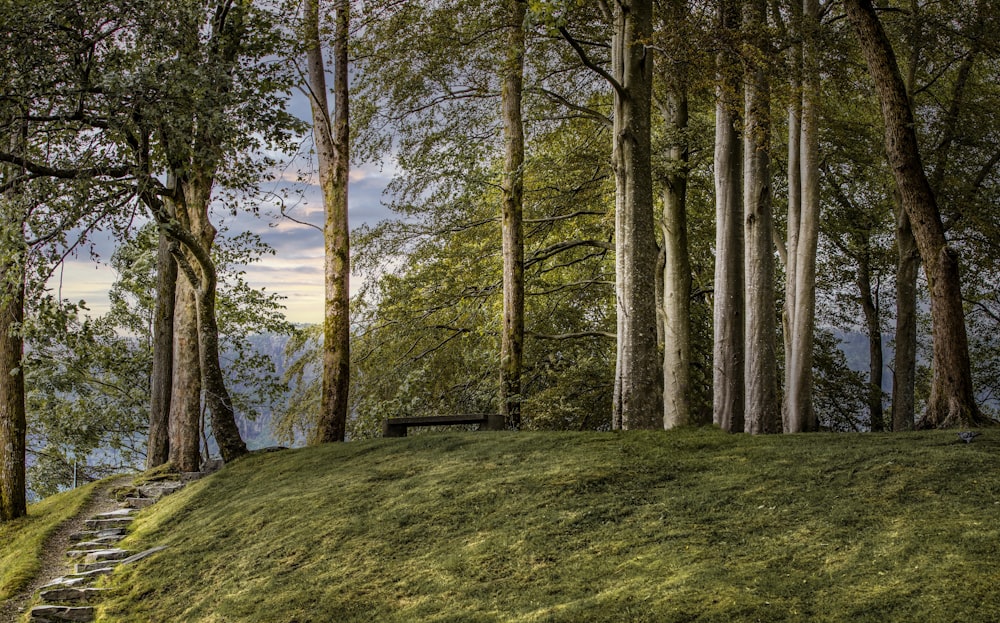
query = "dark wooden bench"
xmin=382 ymin=414 xmax=505 ymax=437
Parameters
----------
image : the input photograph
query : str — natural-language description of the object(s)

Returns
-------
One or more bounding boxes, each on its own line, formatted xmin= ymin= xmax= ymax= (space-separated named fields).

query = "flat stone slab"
xmin=68 ymin=567 xmax=114 ymax=581
xmin=29 ymin=605 xmax=94 ymax=622
xmin=83 ymin=517 xmax=133 ymax=530
xmin=74 ymin=560 xmax=119 ymax=574
xmin=93 ymin=508 xmax=137 ymax=519
xmin=67 ymin=528 xmax=126 ymax=542
xmin=83 ymin=548 xmax=131 ymax=564
xmin=41 ymin=577 xmax=89 ymax=590
xmin=125 ymin=497 xmax=156 ymax=509
xmin=137 ymin=482 xmax=184 ymax=499
xmin=39 ymin=587 xmax=107 ymax=604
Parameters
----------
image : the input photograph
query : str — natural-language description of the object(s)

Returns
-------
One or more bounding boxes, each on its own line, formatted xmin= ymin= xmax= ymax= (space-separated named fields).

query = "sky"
xmin=56 ymin=157 xmax=396 ymax=326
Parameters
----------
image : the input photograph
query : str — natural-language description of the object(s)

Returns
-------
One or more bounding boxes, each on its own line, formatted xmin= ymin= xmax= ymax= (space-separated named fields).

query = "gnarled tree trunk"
xmin=845 ymin=0 xmax=985 ymax=429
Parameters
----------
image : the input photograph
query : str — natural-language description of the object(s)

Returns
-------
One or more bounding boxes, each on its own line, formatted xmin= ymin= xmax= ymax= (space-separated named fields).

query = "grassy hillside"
xmin=0 ymin=480 xmax=97 ymax=601
xmin=96 ymin=429 xmax=1000 ymax=622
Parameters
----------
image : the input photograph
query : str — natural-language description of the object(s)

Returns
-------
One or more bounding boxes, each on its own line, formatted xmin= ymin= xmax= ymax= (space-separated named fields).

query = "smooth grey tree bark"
xmin=659 ymin=0 xmax=692 ymax=429
xmin=784 ymin=0 xmax=820 ymax=433
xmin=743 ymin=0 xmax=780 ymax=434
xmin=712 ymin=0 xmax=744 ymax=434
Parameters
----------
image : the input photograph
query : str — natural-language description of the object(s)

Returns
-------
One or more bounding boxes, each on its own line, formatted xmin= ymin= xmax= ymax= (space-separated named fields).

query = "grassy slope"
xmin=97 ymin=429 xmax=1000 ymax=622
xmin=0 ymin=480 xmax=98 ymax=601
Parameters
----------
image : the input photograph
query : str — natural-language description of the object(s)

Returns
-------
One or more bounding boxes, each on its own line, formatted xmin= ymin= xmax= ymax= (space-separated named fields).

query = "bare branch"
xmin=558 ymin=26 xmax=625 ymax=99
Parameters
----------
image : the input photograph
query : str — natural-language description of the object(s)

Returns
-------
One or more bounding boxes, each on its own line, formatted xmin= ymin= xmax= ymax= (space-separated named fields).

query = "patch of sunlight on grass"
xmin=95 ymin=429 xmax=1000 ymax=622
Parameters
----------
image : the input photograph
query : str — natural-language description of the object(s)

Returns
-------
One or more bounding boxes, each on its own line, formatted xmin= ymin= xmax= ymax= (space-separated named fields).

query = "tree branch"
xmin=558 ymin=26 xmax=625 ymax=99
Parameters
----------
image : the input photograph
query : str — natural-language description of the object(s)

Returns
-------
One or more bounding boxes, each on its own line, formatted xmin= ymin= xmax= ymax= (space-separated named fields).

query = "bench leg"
xmin=382 ymin=420 xmax=407 ymax=437
xmin=485 ymin=415 xmax=506 ymax=431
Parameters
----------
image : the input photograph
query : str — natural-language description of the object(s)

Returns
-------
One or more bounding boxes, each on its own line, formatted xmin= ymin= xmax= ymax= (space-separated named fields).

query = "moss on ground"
xmin=94 ymin=429 xmax=1000 ymax=622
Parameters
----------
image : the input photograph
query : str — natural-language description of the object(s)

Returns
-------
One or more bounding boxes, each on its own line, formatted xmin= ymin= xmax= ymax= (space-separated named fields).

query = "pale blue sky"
xmin=57 ymin=158 xmax=394 ymax=326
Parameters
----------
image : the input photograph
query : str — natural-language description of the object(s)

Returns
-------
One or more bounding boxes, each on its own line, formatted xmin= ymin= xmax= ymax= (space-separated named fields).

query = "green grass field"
xmin=0 ymin=480 xmax=97 ymax=602
xmin=58 ymin=429 xmax=1000 ymax=621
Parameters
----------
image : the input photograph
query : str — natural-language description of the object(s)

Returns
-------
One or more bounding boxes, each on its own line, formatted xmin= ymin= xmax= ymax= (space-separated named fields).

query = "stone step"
xmin=73 ymin=535 xmax=125 ymax=548
xmin=83 ymin=517 xmax=133 ymax=530
xmin=124 ymin=496 xmax=156 ymax=509
xmin=38 ymin=587 xmax=107 ymax=604
xmin=28 ymin=605 xmax=95 ymax=622
xmin=93 ymin=508 xmax=137 ymax=519
xmin=67 ymin=567 xmax=115 ymax=581
xmin=67 ymin=528 xmax=126 ymax=542
xmin=137 ymin=481 xmax=184 ymax=499
xmin=40 ymin=576 xmax=89 ymax=591
xmin=83 ymin=548 xmax=131 ymax=564
xmin=74 ymin=560 xmax=120 ymax=574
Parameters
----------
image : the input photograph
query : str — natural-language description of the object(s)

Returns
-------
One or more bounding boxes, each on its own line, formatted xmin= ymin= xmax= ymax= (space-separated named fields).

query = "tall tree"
xmin=500 ymin=0 xmax=526 ymax=430
xmin=147 ymin=184 xmax=176 ymax=469
xmin=712 ymin=0 xmax=744 ymax=433
xmin=844 ymin=0 xmax=987 ymax=428
xmin=742 ymin=0 xmax=780 ymax=434
xmin=783 ymin=0 xmax=821 ymax=432
xmin=304 ymin=0 xmax=351 ymax=443
xmin=563 ymin=0 xmax=660 ymax=429
xmin=657 ymin=0 xmax=693 ymax=429
xmin=0 ymin=183 xmax=27 ymax=521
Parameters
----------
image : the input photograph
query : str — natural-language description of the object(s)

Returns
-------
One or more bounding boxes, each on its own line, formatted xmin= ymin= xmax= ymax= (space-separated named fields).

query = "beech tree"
xmin=742 ymin=0 xmax=780 ymax=434
xmin=560 ymin=0 xmax=661 ymax=429
xmin=845 ymin=0 xmax=987 ymax=428
xmin=500 ymin=0 xmax=527 ymax=429
xmin=304 ymin=0 xmax=351 ymax=443
xmin=656 ymin=0 xmax=694 ymax=429
xmin=712 ymin=0 xmax=744 ymax=433
xmin=0 ymin=0 xmax=136 ymax=519
xmin=781 ymin=0 xmax=821 ymax=433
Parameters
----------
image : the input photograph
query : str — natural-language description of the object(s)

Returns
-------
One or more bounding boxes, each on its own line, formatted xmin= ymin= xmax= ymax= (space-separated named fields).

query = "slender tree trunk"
xmin=892 ymin=200 xmax=918 ymax=431
xmin=892 ymin=3 xmax=921 ymax=433
xmin=187 ymin=246 xmax=247 ymax=462
xmin=712 ymin=0 xmax=744 ymax=433
xmin=743 ymin=0 xmax=780 ymax=435
xmin=783 ymin=0 xmax=802 ymax=427
xmin=305 ymin=0 xmax=351 ymax=443
xmin=147 ymin=191 xmax=177 ymax=470
xmin=785 ymin=0 xmax=820 ymax=432
xmin=610 ymin=0 xmax=661 ymax=430
xmin=857 ymin=249 xmax=885 ymax=431
xmin=168 ymin=275 xmax=201 ymax=472
xmin=500 ymin=0 xmax=526 ymax=430
xmin=0 ymin=130 xmax=26 ymax=520
xmin=659 ymin=0 xmax=692 ymax=429
xmin=163 ymin=175 xmax=248 ymax=467
xmin=0 ymin=256 xmax=26 ymax=521
xmin=845 ymin=0 xmax=985 ymax=428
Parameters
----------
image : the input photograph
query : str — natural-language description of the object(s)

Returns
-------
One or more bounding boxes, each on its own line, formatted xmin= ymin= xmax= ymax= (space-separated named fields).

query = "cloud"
xmin=53 ymin=165 xmax=397 ymax=326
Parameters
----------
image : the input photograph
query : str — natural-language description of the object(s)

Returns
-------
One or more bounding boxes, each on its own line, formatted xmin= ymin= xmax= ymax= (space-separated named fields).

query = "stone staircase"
xmin=26 ymin=474 xmax=204 ymax=623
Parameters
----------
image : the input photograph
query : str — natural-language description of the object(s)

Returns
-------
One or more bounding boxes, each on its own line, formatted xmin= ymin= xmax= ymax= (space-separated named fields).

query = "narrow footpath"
xmin=0 ymin=472 xmax=201 ymax=623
